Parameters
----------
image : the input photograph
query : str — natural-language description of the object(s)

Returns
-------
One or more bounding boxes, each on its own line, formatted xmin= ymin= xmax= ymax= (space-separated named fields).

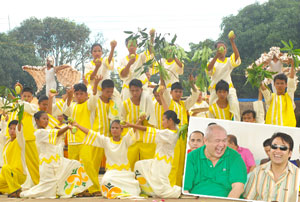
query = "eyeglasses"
xmin=271 ymin=144 xmax=289 ymax=151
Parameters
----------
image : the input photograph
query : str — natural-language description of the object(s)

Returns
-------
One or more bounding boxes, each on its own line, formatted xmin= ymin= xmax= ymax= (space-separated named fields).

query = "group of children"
xmin=0 ymin=30 xmax=298 ymax=199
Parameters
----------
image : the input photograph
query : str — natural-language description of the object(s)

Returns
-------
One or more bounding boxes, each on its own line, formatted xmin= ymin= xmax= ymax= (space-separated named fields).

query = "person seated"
xmin=187 ymin=130 xmax=204 ymax=154
xmin=227 ymin=135 xmax=256 ymax=173
xmin=244 ymin=132 xmax=299 ymax=202
xmin=241 ymin=90 xmax=265 ymax=124
xmin=184 ymin=124 xmax=247 ymax=198
xmin=260 ymin=138 xmax=271 ymax=165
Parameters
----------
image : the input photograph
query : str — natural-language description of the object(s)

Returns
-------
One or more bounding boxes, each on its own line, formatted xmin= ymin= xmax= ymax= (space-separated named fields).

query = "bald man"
xmin=183 ymin=124 xmax=247 ymax=198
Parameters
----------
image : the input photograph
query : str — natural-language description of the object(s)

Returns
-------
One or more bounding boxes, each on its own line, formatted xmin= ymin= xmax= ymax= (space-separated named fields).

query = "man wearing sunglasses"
xmin=244 ymin=132 xmax=299 ymax=202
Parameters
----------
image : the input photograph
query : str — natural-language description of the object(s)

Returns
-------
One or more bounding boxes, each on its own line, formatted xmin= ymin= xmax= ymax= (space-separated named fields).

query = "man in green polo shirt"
xmin=183 ymin=124 xmax=247 ymax=198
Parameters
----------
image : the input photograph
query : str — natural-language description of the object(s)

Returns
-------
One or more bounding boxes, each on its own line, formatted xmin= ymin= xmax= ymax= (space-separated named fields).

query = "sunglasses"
xmin=271 ymin=144 xmax=289 ymax=151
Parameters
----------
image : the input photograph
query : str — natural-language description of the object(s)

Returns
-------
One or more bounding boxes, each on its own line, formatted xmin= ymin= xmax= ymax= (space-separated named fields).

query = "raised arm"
xmin=92 ymin=75 xmax=103 ymax=96
xmin=55 ymin=65 xmax=70 ymax=72
xmin=174 ymin=57 xmax=183 ymax=68
xmin=159 ymin=85 xmax=169 ymax=112
xmin=120 ymin=57 xmax=135 ymax=78
xmin=108 ymin=40 xmax=117 ymax=64
xmin=229 ymin=34 xmax=240 ymax=62
xmin=47 ymin=91 xmax=58 ymax=115
xmin=90 ymin=59 xmax=102 ymax=81
xmin=207 ymin=52 xmax=222 ymax=71
xmin=57 ymin=125 xmax=70 ymax=137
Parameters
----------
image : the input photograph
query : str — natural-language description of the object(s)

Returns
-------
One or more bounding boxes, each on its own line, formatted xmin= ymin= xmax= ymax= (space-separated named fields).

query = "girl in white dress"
xmin=73 ymin=120 xmax=141 ymax=199
xmin=125 ymin=110 xmax=182 ymax=198
xmin=20 ymin=111 xmax=92 ymax=198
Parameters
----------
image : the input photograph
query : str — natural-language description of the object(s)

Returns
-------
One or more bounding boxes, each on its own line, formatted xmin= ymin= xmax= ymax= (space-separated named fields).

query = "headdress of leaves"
xmin=0 ymin=86 xmax=24 ymax=122
xmin=177 ymin=124 xmax=188 ymax=139
xmin=280 ymin=40 xmax=300 ymax=69
xmin=245 ymin=63 xmax=276 ymax=89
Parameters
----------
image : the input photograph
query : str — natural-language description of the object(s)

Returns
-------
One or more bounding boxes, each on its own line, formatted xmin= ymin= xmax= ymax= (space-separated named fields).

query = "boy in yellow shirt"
xmin=0 ymin=120 xmax=26 ymax=197
xmin=121 ymin=79 xmax=157 ymax=171
xmin=209 ymin=80 xmax=233 ymax=120
xmin=159 ymin=76 xmax=199 ymax=187
xmin=261 ymin=59 xmax=296 ymax=127
xmin=63 ymin=83 xmax=99 ymax=195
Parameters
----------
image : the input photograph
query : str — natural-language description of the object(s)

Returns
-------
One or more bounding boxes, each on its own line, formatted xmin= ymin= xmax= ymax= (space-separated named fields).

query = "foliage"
xmin=0 ymin=33 xmax=40 ymax=90
xmin=10 ymin=17 xmax=92 ymax=70
xmin=245 ymin=63 xmax=276 ymax=89
xmin=0 ymin=86 xmax=24 ymax=122
xmin=215 ymin=0 xmax=300 ymax=98
xmin=280 ymin=40 xmax=300 ymax=68
xmin=178 ymin=124 xmax=188 ymax=139
xmin=124 ymin=28 xmax=189 ymax=81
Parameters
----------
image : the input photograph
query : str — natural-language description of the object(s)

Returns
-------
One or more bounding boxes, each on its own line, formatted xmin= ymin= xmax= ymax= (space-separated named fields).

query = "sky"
xmin=0 ymin=0 xmax=268 ymax=59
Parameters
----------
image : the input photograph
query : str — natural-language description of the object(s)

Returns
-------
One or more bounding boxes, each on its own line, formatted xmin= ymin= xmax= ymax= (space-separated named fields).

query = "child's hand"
xmin=189 ymin=74 xmax=195 ymax=84
xmin=66 ymin=87 xmax=74 ymax=97
xmin=94 ymin=75 xmax=103 ymax=85
xmin=110 ymin=40 xmax=117 ymax=49
xmin=15 ymin=82 xmax=23 ymax=92
xmin=158 ymin=85 xmax=165 ymax=95
xmin=94 ymin=58 xmax=102 ymax=68
xmin=120 ymin=121 xmax=129 ymax=128
xmin=149 ymin=28 xmax=155 ymax=37
xmin=82 ymin=76 xmax=88 ymax=86
xmin=48 ymin=90 xmax=58 ymax=98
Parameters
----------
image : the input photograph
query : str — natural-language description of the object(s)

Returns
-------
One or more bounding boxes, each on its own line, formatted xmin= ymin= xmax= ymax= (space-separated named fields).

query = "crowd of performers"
xmin=0 ymin=30 xmax=298 ymax=199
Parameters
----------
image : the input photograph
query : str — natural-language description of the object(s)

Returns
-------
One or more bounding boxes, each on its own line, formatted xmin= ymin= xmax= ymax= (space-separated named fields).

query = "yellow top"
xmin=209 ymin=103 xmax=233 ymax=120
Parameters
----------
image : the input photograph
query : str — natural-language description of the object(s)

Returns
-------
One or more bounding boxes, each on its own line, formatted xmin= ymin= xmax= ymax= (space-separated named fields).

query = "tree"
xmin=10 ymin=17 xmax=91 ymax=69
xmin=218 ymin=0 xmax=300 ymax=98
xmin=0 ymin=33 xmax=40 ymax=89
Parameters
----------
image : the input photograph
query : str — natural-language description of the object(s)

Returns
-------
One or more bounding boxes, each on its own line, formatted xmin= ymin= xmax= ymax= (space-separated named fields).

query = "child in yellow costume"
xmin=126 ymin=110 xmax=182 ymax=198
xmin=207 ymin=34 xmax=241 ymax=121
xmin=90 ymin=76 xmax=121 ymax=194
xmin=261 ymin=59 xmax=296 ymax=127
xmin=63 ymin=83 xmax=100 ymax=195
xmin=0 ymin=86 xmax=40 ymax=186
xmin=189 ymin=91 xmax=209 ymax=118
xmin=20 ymin=111 xmax=92 ymax=198
xmin=121 ymin=79 xmax=157 ymax=171
xmin=84 ymin=41 xmax=121 ymax=107
xmin=160 ymin=76 xmax=199 ymax=187
xmin=118 ymin=30 xmax=155 ymax=101
xmin=153 ymin=86 xmax=164 ymax=129
xmin=73 ymin=120 xmax=141 ymax=199
xmin=0 ymin=120 xmax=26 ymax=198
xmin=208 ymin=80 xmax=233 ymax=120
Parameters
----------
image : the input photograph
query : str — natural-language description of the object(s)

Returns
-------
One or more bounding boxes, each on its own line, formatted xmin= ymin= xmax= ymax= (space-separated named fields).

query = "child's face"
xmin=9 ymin=124 xmax=17 ymax=140
xmin=129 ymin=86 xmax=142 ymax=100
xmin=102 ymin=88 xmax=114 ymax=100
xmin=36 ymin=113 xmax=49 ymax=128
xmin=74 ymin=90 xmax=88 ymax=104
xmin=162 ymin=115 xmax=170 ymax=129
xmin=39 ymin=100 xmax=48 ymax=112
xmin=242 ymin=113 xmax=256 ymax=123
xmin=188 ymin=132 xmax=204 ymax=151
xmin=217 ymin=43 xmax=227 ymax=58
xmin=127 ymin=40 xmax=137 ymax=54
xmin=153 ymin=92 xmax=161 ymax=104
xmin=110 ymin=122 xmax=122 ymax=139
xmin=274 ymin=79 xmax=287 ymax=95
xmin=21 ymin=92 xmax=33 ymax=102
xmin=171 ymin=89 xmax=183 ymax=102
xmin=57 ymin=115 xmax=64 ymax=123
xmin=216 ymin=90 xmax=228 ymax=101
xmin=92 ymin=45 xmax=103 ymax=59
xmin=197 ymin=92 xmax=203 ymax=102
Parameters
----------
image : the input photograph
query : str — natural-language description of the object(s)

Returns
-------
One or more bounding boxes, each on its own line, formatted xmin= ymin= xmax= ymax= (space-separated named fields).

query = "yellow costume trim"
xmin=230 ymin=53 xmax=241 ymax=68
xmin=105 ymin=163 xmax=130 ymax=171
xmin=110 ymin=137 xmax=121 ymax=144
xmin=126 ymin=54 xmax=139 ymax=61
xmin=165 ymin=60 xmax=175 ymax=65
xmin=39 ymin=154 xmax=60 ymax=165
xmin=216 ymin=58 xmax=228 ymax=64
xmin=209 ymin=82 xmax=234 ymax=90
xmin=105 ymin=58 xmax=114 ymax=70
xmin=154 ymin=153 xmax=173 ymax=164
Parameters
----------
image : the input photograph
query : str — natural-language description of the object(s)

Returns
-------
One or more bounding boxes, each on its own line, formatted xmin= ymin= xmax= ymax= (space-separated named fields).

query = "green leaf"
xmin=289 ymin=40 xmax=294 ymax=49
xmin=124 ymin=31 xmax=133 ymax=34
xmin=171 ymin=34 xmax=177 ymax=45
xmin=281 ymin=40 xmax=290 ymax=48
